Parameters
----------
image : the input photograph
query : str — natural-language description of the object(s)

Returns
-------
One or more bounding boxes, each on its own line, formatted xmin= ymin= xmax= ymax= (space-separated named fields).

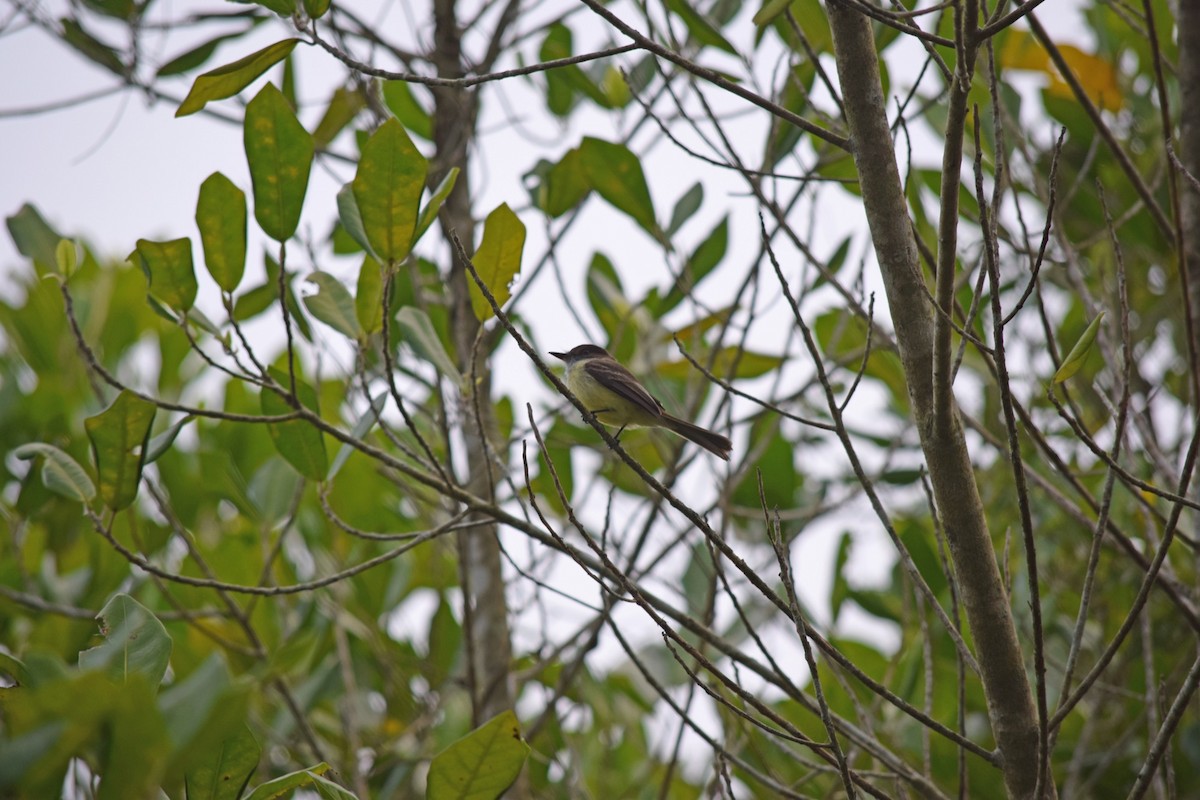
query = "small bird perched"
xmin=550 ymin=344 xmax=732 ymax=461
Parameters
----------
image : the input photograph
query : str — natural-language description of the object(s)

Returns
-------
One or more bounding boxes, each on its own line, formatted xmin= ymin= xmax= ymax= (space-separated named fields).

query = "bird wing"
xmin=583 ymin=358 xmax=664 ymax=418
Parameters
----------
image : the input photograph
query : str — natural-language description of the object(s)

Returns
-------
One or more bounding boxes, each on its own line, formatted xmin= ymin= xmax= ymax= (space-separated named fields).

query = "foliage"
xmin=1 ymin=0 xmax=1198 ymax=798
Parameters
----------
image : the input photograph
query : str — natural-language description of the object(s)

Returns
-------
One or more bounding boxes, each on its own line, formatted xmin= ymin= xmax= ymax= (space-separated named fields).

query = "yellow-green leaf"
xmin=414 ymin=167 xmax=459 ymax=246
xmin=353 ymin=118 xmax=428 ymax=262
xmin=262 ymin=368 xmax=328 ymax=481
xmin=356 ymin=255 xmax=383 ymax=334
xmin=658 ymin=348 xmax=783 ymax=380
xmin=244 ymin=83 xmax=313 ymax=242
xmin=1054 ymin=312 xmax=1105 ymax=384
xmin=176 ymin=39 xmax=299 ymax=117
xmin=469 ymin=203 xmax=525 ymax=321
xmin=131 ymin=237 xmax=197 ymax=312
xmin=84 ymin=391 xmax=157 ymax=510
xmin=196 ymin=172 xmax=247 ymax=292
xmin=427 ymin=710 xmax=530 ymax=800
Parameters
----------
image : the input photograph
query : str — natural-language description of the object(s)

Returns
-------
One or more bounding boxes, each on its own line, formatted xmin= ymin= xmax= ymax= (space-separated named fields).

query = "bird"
xmin=549 ymin=344 xmax=732 ymax=461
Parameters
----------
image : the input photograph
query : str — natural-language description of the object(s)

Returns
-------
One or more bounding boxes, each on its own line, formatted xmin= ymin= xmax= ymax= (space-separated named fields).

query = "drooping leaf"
xmin=666 ymin=182 xmax=704 ymax=236
xmin=130 ymin=237 xmax=198 ymax=312
xmin=414 ymin=167 xmax=459 ymax=245
xmin=353 ymin=118 xmax=428 ymax=262
xmin=244 ymin=82 xmax=313 ymax=241
xmin=303 ymin=271 xmax=362 ymax=339
xmin=61 ymin=18 xmax=124 ymax=74
xmin=261 ymin=368 xmax=328 ymax=481
xmin=426 ymin=710 xmax=530 ymax=800
xmin=469 ymin=203 xmax=525 ymax=321
xmin=666 ymin=0 xmax=736 ymax=54
xmin=196 ymin=172 xmax=248 ymax=292
xmin=659 ymin=216 xmax=728 ymax=312
xmin=78 ymin=594 xmax=172 ymax=685
xmin=336 ymin=182 xmax=377 ymax=258
xmin=157 ymin=33 xmax=242 ymax=77
xmin=12 ymin=443 xmax=95 ymax=503
xmin=381 ymin=80 xmax=433 ymax=140
xmin=84 ymin=390 xmax=157 ymax=511
xmin=144 ymin=415 xmax=196 ymax=464
xmin=578 ymin=137 xmax=660 ymax=241
xmin=312 ymin=87 xmax=366 ymax=149
xmin=396 ymin=306 xmax=462 ymax=385
xmin=176 ymin=39 xmax=300 ymax=117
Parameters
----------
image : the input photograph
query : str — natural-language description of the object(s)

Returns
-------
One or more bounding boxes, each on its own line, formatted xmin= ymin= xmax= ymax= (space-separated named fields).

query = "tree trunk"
xmin=826 ymin=6 xmax=1049 ymax=798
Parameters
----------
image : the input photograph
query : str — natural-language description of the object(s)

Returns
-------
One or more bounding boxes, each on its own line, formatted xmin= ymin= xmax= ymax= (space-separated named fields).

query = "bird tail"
xmin=660 ymin=414 xmax=732 ymax=461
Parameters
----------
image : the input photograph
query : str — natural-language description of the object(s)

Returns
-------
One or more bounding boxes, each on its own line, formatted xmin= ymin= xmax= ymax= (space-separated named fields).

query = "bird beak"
xmin=549 ymin=351 xmax=566 ymax=361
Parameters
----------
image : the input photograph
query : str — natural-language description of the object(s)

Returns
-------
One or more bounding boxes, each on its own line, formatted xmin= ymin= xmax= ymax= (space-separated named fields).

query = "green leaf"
xmin=1054 ymin=311 xmax=1105 ymax=384
xmin=666 ymin=182 xmax=704 ymax=236
xmin=61 ymin=18 xmax=124 ymax=74
xmin=666 ymin=0 xmax=737 ymax=54
xmin=131 ymin=237 xmax=198 ymax=312
xmin=6 ymin=203 xmax=65 ymax=276
xmin=396 ymin=306 xmax=462 ymax=385
xmin=157 ymin=33 xmax=241 ymax=77
xmin=578 ymin=137 xmax=660 ymax=241
xmin=84 ymin=390 xmax=157 ymax=510
xmin=261 ymin=368 xmax=328 ymax=481
xmin=55 ymin=238 xmax=79 ymax=277
xmin=531 ymin=148 xmax=591 ymax=217
xmin=79 ymin=594 xmax=172 ymax=685
xmin=144 ymin=414 xmax=195 ymax=464
xmin=659 ymin=216 xmax=728 ymax=312
xmin=312 ymin=87 xmax=366 ymax=149
xmin=243 ymin=764 xmax=354 ymax=800
xmin=355 ymin=255 xmax=384 ymax=334
xmin=303 ymin=0 xmax=331 ymax=22
xmin=176 ymin=39 xmax=300 ymax=117
xmin=353 ymin=118 xmax=428 ymax=261
xmin=336 ymin=182 xmax=377 ymax=258
xmin=658 ymin=347 xmax=782 ymax=380
xmin=184 ymin=723 xmax=260 ymax=800
xmin=196 ymin=172 xmax=248 ymax=292
xmin=469 ymin=203 xmax=526 ymax=321
xmin=13 ymin=443 xmax=95 ymax=503
xmin=829 ymin=531 xmax=853 ymax=623
xmin=381 ymin=80 xmax=433 ymax=140
xmin=426 ymin=710 xmax=530 ymax=800
xmin=303 ymin=271 xmax=362 ymax=339
xmin=244 ymin=82 xmax=314 ymax=241
xmin=414 ymin=167 xmax=459 ymax=245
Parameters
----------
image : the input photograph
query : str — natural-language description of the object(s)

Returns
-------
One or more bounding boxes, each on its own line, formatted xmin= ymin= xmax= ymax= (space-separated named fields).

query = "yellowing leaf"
xmin=176 ymin=39 xmax=299 ymax=117
xmin=469 ymin=203 xmax=525 ymax=321
xmin=1054 ymin=312 xmax=1105 ymax=384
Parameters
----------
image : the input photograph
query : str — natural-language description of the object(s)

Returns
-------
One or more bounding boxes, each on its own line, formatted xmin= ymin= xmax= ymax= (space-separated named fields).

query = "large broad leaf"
xmin=426 ymin=710 xmax=530 ymax=800
xmin=469 ymin=203 xmax=525 ymax=321
xmin=353 ymin=118 xmax=428 ymax=262
xmin=303 ymin=271 xmax=362 ymax=340
xmin=196 ymin=172 xmax=248 ymax=292
xmin=130 ymin=238 xmax=198 ymax=312
xmin=530 ymin=148 xmax=591 ymax=218
xmin=177 ymin=39 xmax=300 ymax=117
xmin=78 ymin=594 xmax=172 ymax=686
xmin=12 ymin=443 xmax=95 ymax=503
xmin=578 ymin=137 xmax=660 ymax=242
xmin=184 ymin=723 xmax=261 ymax=800
xmin=244 ymin=83 xmax=313 ymax=242
xmin=261 ymin=368 xmax=328 ymax=481
xmin=84 ymin=390 xmax=157 ymax=511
